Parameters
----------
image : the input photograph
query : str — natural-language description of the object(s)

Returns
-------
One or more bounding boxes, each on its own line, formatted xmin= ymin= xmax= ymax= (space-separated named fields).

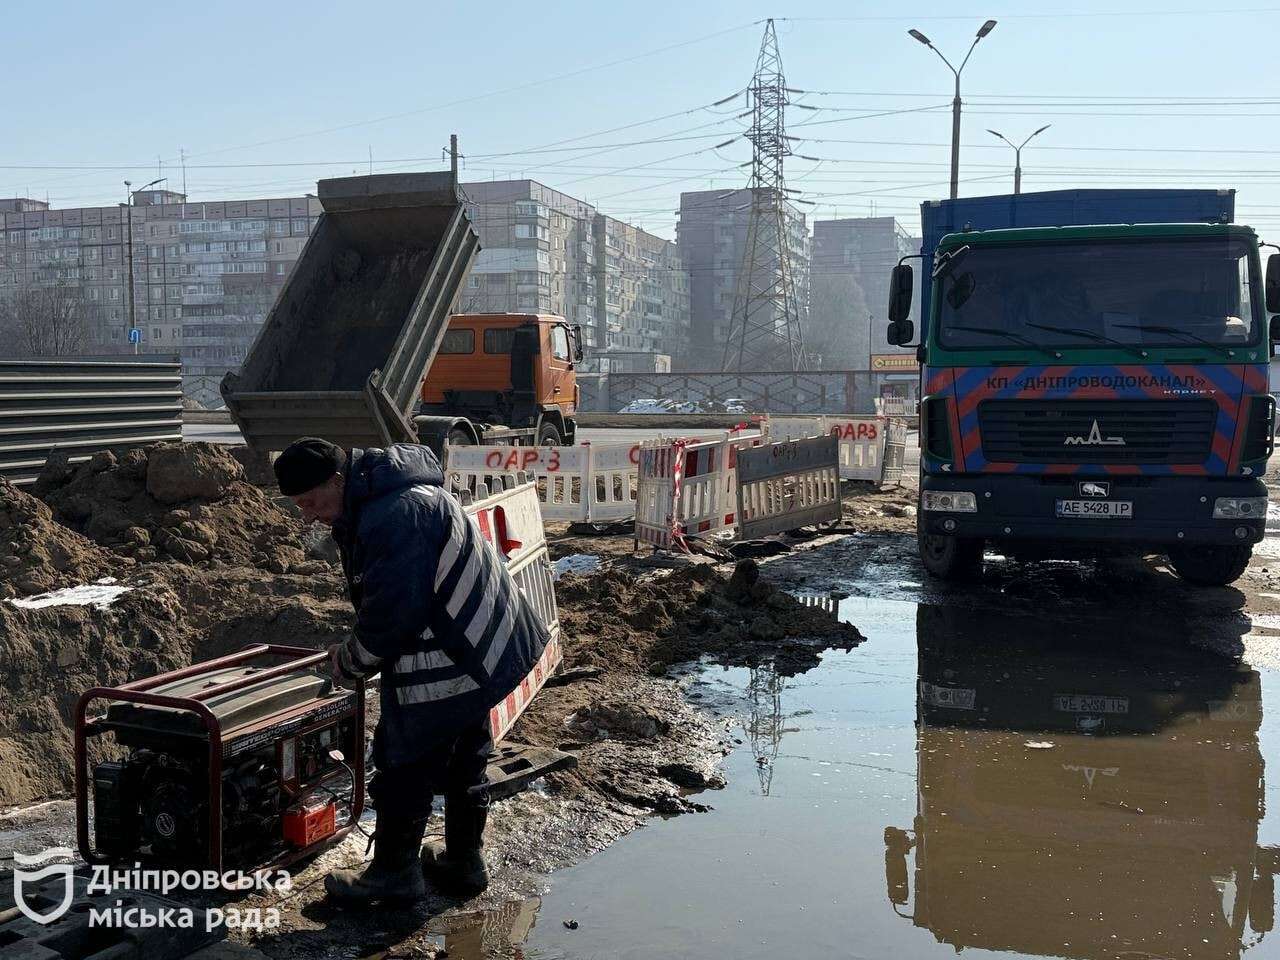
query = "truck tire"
xmin=537 ymin=421 xmax=562 ymax=446
xmin=917 ymin=523 xmax=984 ymax=582
xmin=1167 ymin=544 xmax=1252 ymax=587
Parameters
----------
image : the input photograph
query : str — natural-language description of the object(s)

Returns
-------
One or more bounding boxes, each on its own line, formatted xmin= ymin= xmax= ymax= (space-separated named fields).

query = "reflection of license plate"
xmin=1056 ymin=499 xmax=1133 ymax=518
xmin=1054 ymin=694 xmax=1129 ymax=714
xmin=921 ymin=681 xmax=976 ymax=710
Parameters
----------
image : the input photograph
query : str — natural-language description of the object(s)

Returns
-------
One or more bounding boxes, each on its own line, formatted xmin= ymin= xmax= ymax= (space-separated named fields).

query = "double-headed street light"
xmin=908 ymin=19 xmax=997 ymax=200
xmin=987 ymin=125 xmax=1051 ymax=194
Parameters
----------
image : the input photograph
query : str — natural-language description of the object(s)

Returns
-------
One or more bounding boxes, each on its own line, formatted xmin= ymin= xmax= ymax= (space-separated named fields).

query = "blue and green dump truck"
xmin=887 ymin=189 xmax=1278 ymax=585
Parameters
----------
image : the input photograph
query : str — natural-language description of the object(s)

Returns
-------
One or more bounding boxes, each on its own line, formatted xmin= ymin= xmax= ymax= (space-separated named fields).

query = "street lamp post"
xmin=908 ymin=19 xmax=997 ymax=200
xmin=121 ymin=177 xmax=166 ymax=354
xmin=988 ymin=125 xmax=1051 ymax=194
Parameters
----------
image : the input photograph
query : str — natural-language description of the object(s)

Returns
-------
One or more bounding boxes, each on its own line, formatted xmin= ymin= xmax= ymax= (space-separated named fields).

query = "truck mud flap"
xmin=0 ymin=871 xmax=223 ymax=960
xmin=476 ymin=743 xmax=577 ymax=802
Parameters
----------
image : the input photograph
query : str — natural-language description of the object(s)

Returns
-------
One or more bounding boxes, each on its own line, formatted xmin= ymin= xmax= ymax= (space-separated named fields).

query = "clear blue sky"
xmin=6 ymin=1 xmax=1280 ymax=240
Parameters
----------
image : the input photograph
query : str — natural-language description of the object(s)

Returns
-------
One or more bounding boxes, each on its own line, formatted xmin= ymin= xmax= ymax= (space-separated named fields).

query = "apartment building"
xmin=809 ymin=217 xmax=919 ymax=369
xmin=593 ymin=214 xmax=689 ymax=361
xmin=676 ymin=188 xmax=811 ymax=371
xmin=0 ymin=189 xmax=320 ymax=403
xmin=459 ymin=180 xmax=690 ymax=365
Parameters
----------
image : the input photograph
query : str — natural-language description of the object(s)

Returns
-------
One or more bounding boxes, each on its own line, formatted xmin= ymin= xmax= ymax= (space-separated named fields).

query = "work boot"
xmin=421 ymin=801 xmax=489 ymax=896
xmin=326 ymin=815 xmax=428 ymax=905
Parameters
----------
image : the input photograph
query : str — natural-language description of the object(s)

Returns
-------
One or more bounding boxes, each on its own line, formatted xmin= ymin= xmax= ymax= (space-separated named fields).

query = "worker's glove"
xmin=327 ymin=636 xmax=382 ymax=687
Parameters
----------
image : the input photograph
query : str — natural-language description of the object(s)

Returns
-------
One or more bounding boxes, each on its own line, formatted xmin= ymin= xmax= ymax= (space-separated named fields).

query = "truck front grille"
xmin=977 ymin=398 xmax=1218 ymax=463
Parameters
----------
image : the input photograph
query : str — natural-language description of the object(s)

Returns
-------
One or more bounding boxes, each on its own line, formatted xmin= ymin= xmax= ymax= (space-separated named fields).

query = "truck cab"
xmin=419 ymin=313 xmax=582 ymax=445
xmin=890 ymin=217 xmax=1279 ymax=586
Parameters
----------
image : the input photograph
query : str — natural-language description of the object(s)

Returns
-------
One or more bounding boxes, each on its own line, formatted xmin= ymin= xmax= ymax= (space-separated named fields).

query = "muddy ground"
xmin=0 ymin=440 xmax=872 ymax=960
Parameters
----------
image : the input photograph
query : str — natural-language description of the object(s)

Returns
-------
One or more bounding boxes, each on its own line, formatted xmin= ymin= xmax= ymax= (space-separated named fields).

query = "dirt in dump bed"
xmin=269 ymin=246 xmax=437 ymax=391
xmin=33 ymin=442 xmax=313 ymax=575
xmin=508 ymin=560 xmax=863 ymax=815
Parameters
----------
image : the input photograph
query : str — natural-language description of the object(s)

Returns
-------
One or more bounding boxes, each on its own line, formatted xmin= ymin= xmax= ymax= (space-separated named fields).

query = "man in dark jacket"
xmin=273 ymin=437 xmax=550 ymax=904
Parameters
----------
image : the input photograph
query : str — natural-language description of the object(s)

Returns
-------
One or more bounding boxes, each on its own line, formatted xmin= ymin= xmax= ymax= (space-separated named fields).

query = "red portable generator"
xmin=75 ymin=644 xmax=365 ymax=871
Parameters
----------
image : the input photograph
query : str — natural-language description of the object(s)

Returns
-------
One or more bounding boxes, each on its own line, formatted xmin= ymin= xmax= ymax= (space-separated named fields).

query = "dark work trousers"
xmin=369 ymin=716 xmax=494 ymax=824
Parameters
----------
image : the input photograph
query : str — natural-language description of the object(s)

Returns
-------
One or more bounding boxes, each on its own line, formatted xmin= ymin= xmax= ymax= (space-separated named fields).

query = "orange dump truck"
xmin=421 ymin=313 xmax=581 ymax=447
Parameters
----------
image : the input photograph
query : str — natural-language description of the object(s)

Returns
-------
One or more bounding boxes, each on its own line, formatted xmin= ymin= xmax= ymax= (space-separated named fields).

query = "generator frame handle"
xmin=74 ymin=644 xmax=365 ymax=871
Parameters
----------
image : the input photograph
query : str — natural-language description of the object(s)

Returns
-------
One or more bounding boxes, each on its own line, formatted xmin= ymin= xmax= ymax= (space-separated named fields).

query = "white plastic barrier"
xmin=824 ymin=418 xmax=889 ymax=483
xmin=762 ymin=416 xmax=889 ymax=484
xmin=456 ymin=474 xmax=563 ymax=741
xmin=635 ymin=440 xmax=682 ymax=549
xmin=736 ymin=435 xmax=843 ymax=539
xmin=881 ymin=418 xmax=909 ymax=487
xmin=447 ymin=442 xmax=648 ymax=525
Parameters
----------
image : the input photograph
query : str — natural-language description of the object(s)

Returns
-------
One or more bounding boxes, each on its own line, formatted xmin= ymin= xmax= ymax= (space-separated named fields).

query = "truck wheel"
xmin=537 ymin=422 xmax=562 ymax=446
xmin=1167 ymin=545 xmax=1252 ymax=587
xmin=917 ymin=523 xmax=984 ymax=581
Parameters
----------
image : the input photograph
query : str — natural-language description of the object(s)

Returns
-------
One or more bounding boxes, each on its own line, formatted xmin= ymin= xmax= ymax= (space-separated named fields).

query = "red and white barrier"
xmin=458 ymin=474 xmax=563 ymax=741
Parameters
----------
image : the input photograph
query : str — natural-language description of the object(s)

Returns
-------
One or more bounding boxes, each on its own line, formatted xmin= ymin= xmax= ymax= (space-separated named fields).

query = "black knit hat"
xmin=274 ymin=437 xmax=346 ymax=496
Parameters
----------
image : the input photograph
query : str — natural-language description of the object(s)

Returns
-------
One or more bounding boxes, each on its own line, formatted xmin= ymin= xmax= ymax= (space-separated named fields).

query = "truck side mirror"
xmin=886 ymin=319 xmax=915 ymax=347
xmin=1267 ymin=253 xmax=1280 ymax=317
xmin=571 ymin=323 xmax=585 ymax=362
xmin=888 ymin=263 xmax=914 ymax=324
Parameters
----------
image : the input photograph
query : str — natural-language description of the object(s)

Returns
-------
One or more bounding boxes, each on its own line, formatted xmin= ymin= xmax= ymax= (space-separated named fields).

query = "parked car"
xmin=618 ymin=398 xmax=673 ymax=414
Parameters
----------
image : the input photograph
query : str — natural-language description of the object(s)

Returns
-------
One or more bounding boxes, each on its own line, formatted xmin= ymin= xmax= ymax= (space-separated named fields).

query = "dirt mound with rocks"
xmin=554 ymin=558 xmax=862 ymax=677
xmin=0 ymin=479 xmax=116 ymax=598
xmin=35 ymin=442 xmax=309 ymax=574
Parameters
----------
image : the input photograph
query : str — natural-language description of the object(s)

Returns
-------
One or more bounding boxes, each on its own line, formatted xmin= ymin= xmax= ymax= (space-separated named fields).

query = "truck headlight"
xmin=1212 ymin=497 xmax=1267 ymax=519
xmin=922 ymin=491 xmax=978 ymax=513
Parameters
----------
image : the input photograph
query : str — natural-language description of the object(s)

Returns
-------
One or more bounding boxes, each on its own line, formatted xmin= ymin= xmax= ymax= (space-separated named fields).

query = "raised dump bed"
xmin=221 ymin=170 xmax=479 ymax=453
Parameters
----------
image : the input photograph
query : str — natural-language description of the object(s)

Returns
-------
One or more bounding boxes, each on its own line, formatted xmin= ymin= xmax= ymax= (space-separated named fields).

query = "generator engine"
xmin=77 ymin=646 xmax=365 ymax=870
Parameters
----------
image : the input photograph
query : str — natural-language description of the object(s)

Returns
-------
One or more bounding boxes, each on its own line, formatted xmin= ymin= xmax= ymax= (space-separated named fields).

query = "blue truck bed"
xmin=917 ymin=188 xmax=1236 ymax=333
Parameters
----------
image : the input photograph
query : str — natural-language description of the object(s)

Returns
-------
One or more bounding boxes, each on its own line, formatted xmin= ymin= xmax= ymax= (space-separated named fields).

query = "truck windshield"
xmin=936 ymin=236 xmax=1260 ymax=351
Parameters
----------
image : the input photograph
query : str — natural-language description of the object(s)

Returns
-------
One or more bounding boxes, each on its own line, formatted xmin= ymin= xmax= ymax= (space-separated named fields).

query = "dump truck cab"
xmin=420 ymin=313 xmax=581 ymax=446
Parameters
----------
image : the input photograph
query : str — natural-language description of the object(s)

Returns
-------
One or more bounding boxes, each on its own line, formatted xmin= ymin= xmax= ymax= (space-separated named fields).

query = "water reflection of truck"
xmin=222 ymin=170 xmax=582 ymax=456
xmin=887 ymin=189 xmax=1278 ymax=585
xmin=885 ymin=605 xmax=1276 ymax=960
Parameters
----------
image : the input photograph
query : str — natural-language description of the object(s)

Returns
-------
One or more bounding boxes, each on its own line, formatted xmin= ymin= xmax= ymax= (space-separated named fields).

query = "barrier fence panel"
xmin=881 ymin=419 xmax=908 ymax=487
xmin=446 ymin=444 xmax=591 ymax=523
xmin=824 ymin=418 xmax=889 ymax=484
xmin=736 ymin=435 xmax=842 ymax=539
xmin=459 ymin=475 xmax=563 ymax=742
xmin=586 ymin=441 xmax=641 ymax=523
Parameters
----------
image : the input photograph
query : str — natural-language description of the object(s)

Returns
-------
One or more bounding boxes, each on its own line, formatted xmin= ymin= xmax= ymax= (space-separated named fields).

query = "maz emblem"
xmin=1064 ymin=420 xmax=1125 ymax=446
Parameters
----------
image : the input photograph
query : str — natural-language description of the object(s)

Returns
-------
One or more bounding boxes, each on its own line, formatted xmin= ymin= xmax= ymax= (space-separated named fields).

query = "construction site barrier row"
xmin=763 ymin=415 xmax=909 ymax=486
xmin=636 ymin=432 xmax=840 ymax=550
xmin=446 ymin=442 xmax=640 ymax=525
xmin=455 ymin=473 xmax=562 ymax=741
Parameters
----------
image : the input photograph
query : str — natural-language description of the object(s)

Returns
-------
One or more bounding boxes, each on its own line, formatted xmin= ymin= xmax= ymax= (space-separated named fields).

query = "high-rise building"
xmin=677 ymin=188 xmax=810 ymax=371
xmin=461 ymin=180 xmax=690 ymax=365
xmin=809 ymin=217 xmax=919 ymax=369
xmin=0 ymin=190 xmax=320 ymax=404
xmin=457 ymin=180 xmax=599 ymax=347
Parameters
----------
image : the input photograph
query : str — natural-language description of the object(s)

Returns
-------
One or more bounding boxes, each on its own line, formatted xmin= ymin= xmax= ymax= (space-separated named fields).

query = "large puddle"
xmin=430 ymin=573 xmax=1280 ymax=959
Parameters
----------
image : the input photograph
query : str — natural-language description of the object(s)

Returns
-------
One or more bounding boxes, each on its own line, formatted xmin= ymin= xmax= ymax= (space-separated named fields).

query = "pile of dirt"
xmin=510 ymin=559 xmax=862 ymax=815
xmin=0 ymin=479 xmax=116 ymax=597
xmin=554 ymin=558 xmax=863 ymax=677
xmin=34 ymin=442 xmax=310 ymax=573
